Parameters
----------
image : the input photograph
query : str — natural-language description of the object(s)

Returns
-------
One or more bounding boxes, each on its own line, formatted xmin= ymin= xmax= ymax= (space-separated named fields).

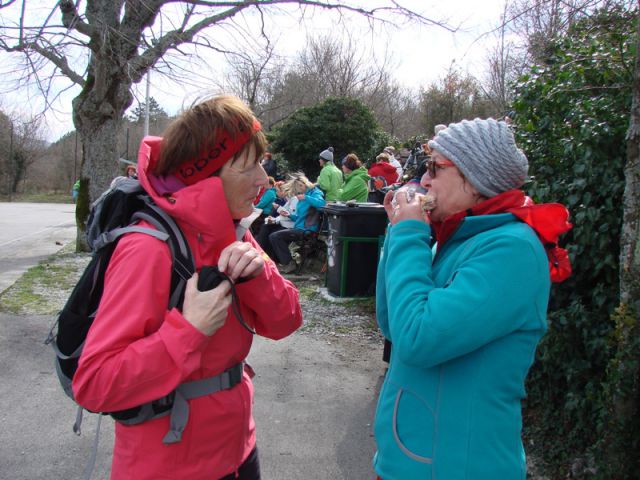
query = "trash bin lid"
xmin=321 ymin=202 xmax=387 ymax=216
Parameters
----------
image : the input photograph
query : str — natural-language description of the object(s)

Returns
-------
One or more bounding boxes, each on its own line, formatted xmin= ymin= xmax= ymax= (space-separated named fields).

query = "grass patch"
xmin=298 ymin=285 xmax=319 ymax=300
xmin=0 ymin=192 xmax=74 ymax=203
xmin=0 ymin=246 xmax=90 ymax=315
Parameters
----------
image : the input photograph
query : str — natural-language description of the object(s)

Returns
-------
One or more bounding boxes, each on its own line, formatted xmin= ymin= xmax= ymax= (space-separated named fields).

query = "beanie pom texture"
xmin=319 ymin=146 xmax=334 ymax=163
xmin=428 ymin=118 xmax=528 ymax=197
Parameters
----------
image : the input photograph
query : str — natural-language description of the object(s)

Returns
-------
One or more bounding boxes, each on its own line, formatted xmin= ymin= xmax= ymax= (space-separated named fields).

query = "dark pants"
xmin=256 ymin=223 xmax=286 ymax=260
xmin=219 ymin=446 xmax=260 ymax=480
xmin=269 ymin=228 xmax=305 ymax=264
xmin=250 ymin=214 xmax=267 ymax=238
xmin=382 ymin=339 xmax=392 ymax=363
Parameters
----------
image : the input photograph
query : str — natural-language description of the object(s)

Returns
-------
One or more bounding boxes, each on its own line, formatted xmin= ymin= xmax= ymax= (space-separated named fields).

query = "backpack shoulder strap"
xmin=130 ymin=196 xmax=195 ymax=309
xmin=92 ymin=225 xmax=169 ymax=251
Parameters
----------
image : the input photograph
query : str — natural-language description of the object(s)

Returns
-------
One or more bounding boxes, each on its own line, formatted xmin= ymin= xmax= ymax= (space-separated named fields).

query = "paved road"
xmin=0 ymin=203 xmax=77 ymax=293
xmin=0 ymin=202 xmax=386 ymax=478
xmin=0 ymin=312 xmax=385 ymax=479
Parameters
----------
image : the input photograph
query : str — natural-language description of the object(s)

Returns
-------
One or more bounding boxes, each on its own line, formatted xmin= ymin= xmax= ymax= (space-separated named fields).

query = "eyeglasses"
xmin=426 ymin=158 xmax=456 ymax=178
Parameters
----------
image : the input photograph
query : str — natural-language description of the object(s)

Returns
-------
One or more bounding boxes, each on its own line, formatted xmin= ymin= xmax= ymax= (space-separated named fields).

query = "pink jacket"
xmin=73 ymin=137 xmax=302 ymax=479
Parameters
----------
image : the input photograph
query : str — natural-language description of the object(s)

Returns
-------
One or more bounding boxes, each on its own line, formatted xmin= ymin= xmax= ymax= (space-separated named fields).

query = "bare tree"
xmin=0 ymin=109 xmax=44 ymax=196
xmin=0 ymin=1 xmax=450 ymax=249
xmin=506 ymin=0 xmax=634 ymax=64
xmin=421 ymin=66 xmax=492 ymax=135
xmin=237 ymin=32 xmax=407 ymax=132
xmin=218 ymin=39 xmax=286 ymax=116
xmin=481 ymin=2 xmax=528 ymax=115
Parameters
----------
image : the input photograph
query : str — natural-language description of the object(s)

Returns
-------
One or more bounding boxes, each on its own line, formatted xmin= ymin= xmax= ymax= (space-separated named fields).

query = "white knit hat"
xmin=428 ymin=118 xmax=528 ymax=197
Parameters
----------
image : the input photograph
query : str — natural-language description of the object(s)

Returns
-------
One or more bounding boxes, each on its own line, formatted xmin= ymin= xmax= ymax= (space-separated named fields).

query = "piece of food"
xmin=420 ymin=192 xmax=437 ymax=212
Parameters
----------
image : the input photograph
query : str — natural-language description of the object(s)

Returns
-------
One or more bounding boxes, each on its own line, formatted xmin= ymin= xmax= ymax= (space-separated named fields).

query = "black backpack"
xmin=46 ymin=176 xmax=195 ymax=428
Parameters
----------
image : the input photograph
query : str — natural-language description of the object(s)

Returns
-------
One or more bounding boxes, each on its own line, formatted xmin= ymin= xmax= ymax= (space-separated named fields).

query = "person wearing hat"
xmin=373 ymin=118 xmax=572 ymax=479
xmin=316 ymin=146 xmax=343 ymax=201
xmin=367 ymin=152 xmax=399 ymax=204
xmin=383 ymin=145 xmax=404 ymax=180
xmin=73 ymin=95 xmax=303 ymax=480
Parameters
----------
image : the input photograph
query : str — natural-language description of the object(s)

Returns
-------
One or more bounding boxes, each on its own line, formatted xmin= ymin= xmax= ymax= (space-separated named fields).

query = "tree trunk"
xmin=620 ymin=4 xmax=640 ymax=309
xmin=72 ymin=71 xmax=133 ymax=251
xmin=605 ymin=13 xmax=640 ymax=477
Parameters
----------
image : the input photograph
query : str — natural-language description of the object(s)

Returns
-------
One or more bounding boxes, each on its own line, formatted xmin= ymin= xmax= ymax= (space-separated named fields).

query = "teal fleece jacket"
xmin=374 ymin=214 xmax=550 ymax=480
xmin=255 ymin=187 xmax=277 ymax=215
xmin=289 ymin=186 xmax=325 ymax=231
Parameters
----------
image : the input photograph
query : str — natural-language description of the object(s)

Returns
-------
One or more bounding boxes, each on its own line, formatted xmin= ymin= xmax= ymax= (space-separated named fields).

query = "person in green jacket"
xmin=316 ymin=147 xmax=343 ymax=201
xmin=337 ymin=153 xmax=369 ymax=203
xmin=373 ymin=118 xmax=572 ymax=479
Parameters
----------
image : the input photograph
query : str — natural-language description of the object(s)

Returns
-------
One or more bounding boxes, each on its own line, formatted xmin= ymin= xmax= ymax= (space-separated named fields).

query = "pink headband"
xmin=175 ymin=119 xmax=261 ymax=185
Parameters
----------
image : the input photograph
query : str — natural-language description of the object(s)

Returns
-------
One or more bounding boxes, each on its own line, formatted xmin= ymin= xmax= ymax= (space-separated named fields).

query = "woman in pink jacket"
xmin=73 ymin=95 xmax=303 ymax=479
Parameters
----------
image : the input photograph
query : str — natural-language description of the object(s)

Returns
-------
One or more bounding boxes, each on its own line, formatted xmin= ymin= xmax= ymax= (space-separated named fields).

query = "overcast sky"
xmin=0 ymin=1 xmax=508 ymax=142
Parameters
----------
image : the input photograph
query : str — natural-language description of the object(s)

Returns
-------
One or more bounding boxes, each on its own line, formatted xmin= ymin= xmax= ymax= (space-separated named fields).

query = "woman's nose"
xmin=421 ymin=172 xmax=431 ymax=188
xmin=256 ymin=164 xmax=269 ymax=186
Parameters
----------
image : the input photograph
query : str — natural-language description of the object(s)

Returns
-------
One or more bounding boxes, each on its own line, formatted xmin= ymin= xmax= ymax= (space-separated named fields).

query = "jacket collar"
xmin=136 ymin=136 xmax=237 ymax=248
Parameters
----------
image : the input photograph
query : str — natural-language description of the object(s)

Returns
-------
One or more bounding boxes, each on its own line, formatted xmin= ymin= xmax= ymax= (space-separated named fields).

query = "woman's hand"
xmin=218 ymin=241 xmax=265 ymax=281
xmin=182 ymin=272 xmax=231 ymax=336
xmin=383 ymin=188 xmax=429 ymax=226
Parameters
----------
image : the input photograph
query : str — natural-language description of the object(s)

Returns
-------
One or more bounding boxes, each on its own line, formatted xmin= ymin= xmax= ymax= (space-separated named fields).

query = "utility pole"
xmin=74 ymin=132 xmax=78 ymax=182
xmin=144 ymin=71 xmax=150 ymax=137
xmin=8 ymin=123 xmax=13 ymax=198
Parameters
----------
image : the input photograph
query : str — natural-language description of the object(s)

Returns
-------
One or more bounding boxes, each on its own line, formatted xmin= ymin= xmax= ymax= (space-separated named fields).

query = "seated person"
xmin=368 ymin=152 xmax=399 ymax=204
xmin=337 ymin=153 xmax=369 ymax=203
xmin=255 ymin=176 xmax=278 ymax=216
xmin=383 ymin=146 xmax=403 ymax=179
xmin=271 ymin=180 xmax=287 ymax=212
xmin=256 ymin=182 xmax=298 ymax=260
xmin=251 ymin=176 xmax=278 ymax=237
xmin=269 ymin=173 xmax=325 ymax=273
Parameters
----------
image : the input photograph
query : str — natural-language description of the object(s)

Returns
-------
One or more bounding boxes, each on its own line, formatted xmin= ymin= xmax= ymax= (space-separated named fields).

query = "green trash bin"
xmin=321 ymin=203 xmax=388 ymax=297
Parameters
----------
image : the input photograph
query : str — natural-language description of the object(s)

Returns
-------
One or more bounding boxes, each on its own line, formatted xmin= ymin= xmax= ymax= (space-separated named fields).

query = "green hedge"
xmin=513 ymin=7 xmax=638 ymax=478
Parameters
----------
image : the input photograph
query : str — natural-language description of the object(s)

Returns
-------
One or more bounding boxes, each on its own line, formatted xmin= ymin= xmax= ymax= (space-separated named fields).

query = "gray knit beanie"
xmin=428 ymin=118 xmax=528 ymax=198
xmin=319 ymin=146 xmax=334 ymax=163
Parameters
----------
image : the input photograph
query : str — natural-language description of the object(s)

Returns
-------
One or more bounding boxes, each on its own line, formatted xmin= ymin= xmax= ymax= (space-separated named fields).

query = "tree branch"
xmin=129 ymin=4 xmax=248 ymax=81
xmin=58 ymin=0 xmax=96 ymax=39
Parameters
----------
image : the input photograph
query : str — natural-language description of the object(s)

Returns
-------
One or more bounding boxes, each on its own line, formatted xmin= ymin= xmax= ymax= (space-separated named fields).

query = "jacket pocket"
xmin=392 ymin=388 xmax=434 ymax=463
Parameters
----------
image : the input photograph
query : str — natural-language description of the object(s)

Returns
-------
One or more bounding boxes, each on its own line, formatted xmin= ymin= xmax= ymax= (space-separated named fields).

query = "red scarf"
xmin=431 ymin=190 xmax=573 ymax=282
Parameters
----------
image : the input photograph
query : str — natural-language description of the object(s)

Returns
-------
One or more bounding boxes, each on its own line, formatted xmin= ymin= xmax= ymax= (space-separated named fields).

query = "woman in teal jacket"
xmin=337 ymin=153 xmax=369 ymax=202
xmin=255 ymin=176 xmax=277 ymax=215
xmin=374 ymin=118 xmax=571 ymax=479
